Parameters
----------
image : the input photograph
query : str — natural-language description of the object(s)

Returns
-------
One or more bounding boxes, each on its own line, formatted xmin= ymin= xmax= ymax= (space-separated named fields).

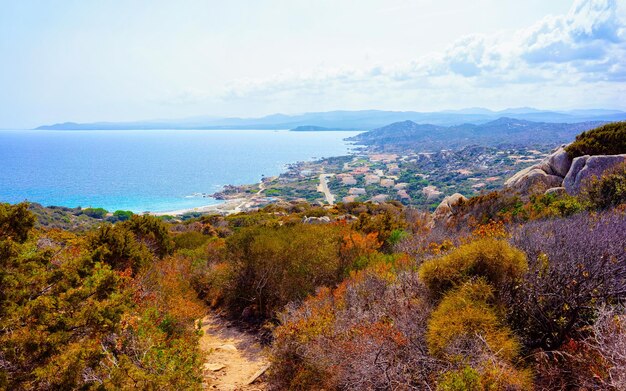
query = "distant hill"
xmin=35 ymin=108 xmax=626 ymax=131
xmin=350 ymin=117 xmax=607 ymax=151
xmin=290 ymin=125 xmax=351 ymax=131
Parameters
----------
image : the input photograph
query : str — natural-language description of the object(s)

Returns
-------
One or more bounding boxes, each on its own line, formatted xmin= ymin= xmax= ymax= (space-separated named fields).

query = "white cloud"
xmin=216 ymin=0 xmax=625 ymax=108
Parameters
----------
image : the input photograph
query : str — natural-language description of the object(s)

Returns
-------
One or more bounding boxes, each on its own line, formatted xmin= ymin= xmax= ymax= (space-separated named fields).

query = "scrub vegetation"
xmin=2 ymin=128 xmax=625 ymax=390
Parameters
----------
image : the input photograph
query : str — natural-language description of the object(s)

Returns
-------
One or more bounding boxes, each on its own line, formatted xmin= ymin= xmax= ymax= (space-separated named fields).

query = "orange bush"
xmin=270 ymin=267 xmax=434 ymax=390
xmin=471 ymin=219 xmax=508 ymax=239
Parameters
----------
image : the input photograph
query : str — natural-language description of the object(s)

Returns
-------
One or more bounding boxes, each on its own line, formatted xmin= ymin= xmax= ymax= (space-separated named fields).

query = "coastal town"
xmin=207 ymin=144 xmax=552 ymax=215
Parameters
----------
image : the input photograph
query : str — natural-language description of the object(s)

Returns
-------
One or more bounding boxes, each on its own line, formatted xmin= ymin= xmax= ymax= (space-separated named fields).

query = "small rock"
xmin=204 ymin=363 xmax=226 ymax=372
xmin=245 ymin=363 xmax=271 ymax=385
xmin=218 ymin=344 xmax=238 ymax=352
xmin=303 ymin=216 xmax=331 ymax=224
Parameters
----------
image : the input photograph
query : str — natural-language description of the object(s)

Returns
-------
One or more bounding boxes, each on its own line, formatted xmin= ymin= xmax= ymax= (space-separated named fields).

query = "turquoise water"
xmin=0 ymin=129 xmax=360 ymax=212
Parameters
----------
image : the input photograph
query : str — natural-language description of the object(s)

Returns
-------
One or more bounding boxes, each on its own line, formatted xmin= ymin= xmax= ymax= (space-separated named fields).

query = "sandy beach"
xmin=151 ymin=197 xmax=248 ymax=216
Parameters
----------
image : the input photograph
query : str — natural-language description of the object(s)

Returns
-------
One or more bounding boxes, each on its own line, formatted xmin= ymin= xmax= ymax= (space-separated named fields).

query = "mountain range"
xmin=349 ymin=117 xmax=607 ymax=150
xmin=35 ymin=108 xmax=626 ymax=131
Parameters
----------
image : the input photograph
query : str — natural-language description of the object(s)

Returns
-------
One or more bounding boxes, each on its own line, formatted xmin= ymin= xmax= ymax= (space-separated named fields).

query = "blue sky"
xmin=1 ymin=0 xmax=625 ymax=128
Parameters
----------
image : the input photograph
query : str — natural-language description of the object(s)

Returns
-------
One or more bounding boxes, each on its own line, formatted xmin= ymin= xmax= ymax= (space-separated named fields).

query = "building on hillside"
xmin=422 ymin=185 xmax=443 ymax=200
xmin=397 ymin=190 xmax=411 ymax=199
xmin=352 ymin=166 xmax=369 ymax=175
xmin=394 ymin=182 xmax=408 ymax=190
xmin=364 ymin=174 xmax=380 ymax=185
xmin=371 ymin=194 xmax=388 ymax=203
xmin=380 ymin=178 xmax=395 ymax=188
xmin=370 ymin=154 xmax=398 ymax=163
xmin=341 ymin=175 xmax=357 ymax=186
xmin=386 ymin=163 xmax=400 ymax=175
xmin=348 ymin=187 xmax=367 ymax=196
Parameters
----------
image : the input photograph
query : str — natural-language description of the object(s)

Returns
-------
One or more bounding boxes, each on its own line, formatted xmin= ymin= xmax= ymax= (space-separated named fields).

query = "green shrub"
xmin=111 ymin=210 xmax=133 ymax=222
xmin=0 ymin=202 xmax=35 ymax=243
xmin=180 ymin=211 xmax=204 ymax=221
xmin=418 ymin=238 xmax=527 ymax=298
xmin=264 ymin=188 xmax=281 ymax=196
xmin=427 ymin=280 xmax=520 ymax=361
xmin=438 ymin=364 xmax=532 ymax=391
xmin=428 ymin=281 xmax=532 ymax=391
xmin=124 ymin=215 xmax=174 ymax=258
xmin=82 ymin=207 xmax=108 ymax=219
xmin=353 ymin=205 xmax=407 ymax=251
xmin=438 ymin=366 xmax=481 ymax=391
xmin=387 ymin=228 xmax=408 ymax=247
xmin=566 ymin=121 xmax=626 ymax=158
xmin=87 ymin=224 xmax=153 ymax=273
xmin=173 ymin=231 xmax=209 ymax=250
xmin=526 ymin=193 xmax=585 ymax=218
xmin=225 ymin=211 xmax=279 ymax=228
xmin=224 ymin=224 xmax=354 ymax=319
xmin=583 ymin=162 xmax=626 ymax=209
xmin=0 ymin=205 xmax=204 ymax=390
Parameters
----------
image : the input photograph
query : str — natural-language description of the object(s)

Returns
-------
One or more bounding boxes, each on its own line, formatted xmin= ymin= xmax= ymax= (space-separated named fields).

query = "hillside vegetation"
xmin=1 ymin=126 xmax=626 ymax=390
xmin=0 ymin=210 xmax=205 ymax=390
xmin=566 ymin=121 xmax=626 ymax=158
xmin=350 ymin=118 xmax=605 ymax=151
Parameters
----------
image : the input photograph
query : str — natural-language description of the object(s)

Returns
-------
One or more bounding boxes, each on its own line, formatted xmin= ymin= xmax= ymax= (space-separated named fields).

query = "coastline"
xmin=1 ymin=129 xmax=361 ymax=217
xmin=150 ymin=197 xmax=249 ymax=216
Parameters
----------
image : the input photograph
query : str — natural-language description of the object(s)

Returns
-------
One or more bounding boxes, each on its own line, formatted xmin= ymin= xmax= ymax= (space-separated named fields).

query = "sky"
xmin=1 ymin=0 xmax=625 ymax=128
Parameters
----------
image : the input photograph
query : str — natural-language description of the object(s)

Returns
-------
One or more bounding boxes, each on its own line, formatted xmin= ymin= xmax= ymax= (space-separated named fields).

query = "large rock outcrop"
xmin=505 ymin=146 xmax=570 ymax=194
xmin=505 ymin=143 xmax=625 ymax=195
xmin=504 ymin=166 xmax=563 ymax=194
xmin=544 ymin=146 xmax=573 ymax=177
xmin=563 ymin=154 xmax=626 ymax=195
xmin=431 ymin=193 xmax=467 ymax=227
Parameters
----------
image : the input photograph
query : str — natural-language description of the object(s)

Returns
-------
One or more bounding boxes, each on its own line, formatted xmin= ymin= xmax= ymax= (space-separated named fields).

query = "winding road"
xmin=317 ymin=173 xmax=335 ymax=205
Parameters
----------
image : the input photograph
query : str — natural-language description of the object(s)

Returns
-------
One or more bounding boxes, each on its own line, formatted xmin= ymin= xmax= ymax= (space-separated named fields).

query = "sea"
xmin=0 ymin=129 xmax=361 ymax=213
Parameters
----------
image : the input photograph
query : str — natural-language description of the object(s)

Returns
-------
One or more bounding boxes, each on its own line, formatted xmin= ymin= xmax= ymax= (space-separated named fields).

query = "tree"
xmin=124 ymin=215 xmax=173 ymax=258
xmin=81 ymin=207 xmax=109 ymax=219
xmin=0 ymin=204 xmax=204 ymax=390
xmin=0 ymin=202 xmax=35 ymax=243
xmin=87 ymin=223 xmax=152 ymax=273
xmin=0 ymin=209 xmax=132 ymax=389
xmin=110 ymin=210 xmax=134 ymax=222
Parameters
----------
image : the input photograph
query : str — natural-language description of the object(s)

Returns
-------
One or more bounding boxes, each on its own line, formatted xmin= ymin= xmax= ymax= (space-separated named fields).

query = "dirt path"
xmin=233 ymin=181 xmax=267 ymax=213
xmin=256 ymin=181 xmax=266 ymax=195
xmin=200 ymin=315 xmax=269 ymax=390
xmin=317 ymin=173 xmax=335 ymax=205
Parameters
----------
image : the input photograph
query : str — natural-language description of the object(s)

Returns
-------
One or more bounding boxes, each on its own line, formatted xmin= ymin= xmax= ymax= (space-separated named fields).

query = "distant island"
xmin=35 ymin=108 xmax=626 ymax=131
xmin=290 ymin=125 xmax=352 ymax=131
